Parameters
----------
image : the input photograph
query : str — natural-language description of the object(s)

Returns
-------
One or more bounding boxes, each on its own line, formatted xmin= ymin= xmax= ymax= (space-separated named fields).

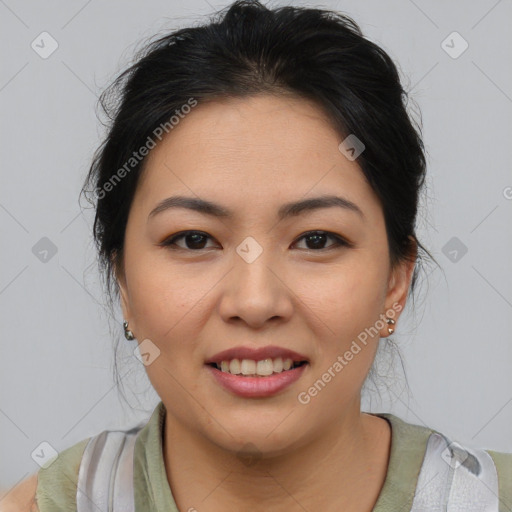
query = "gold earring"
xmin=123 ymin=320 xmax=135 ymax=340
xmin=386 ymin=317 xmax=395 ymax=335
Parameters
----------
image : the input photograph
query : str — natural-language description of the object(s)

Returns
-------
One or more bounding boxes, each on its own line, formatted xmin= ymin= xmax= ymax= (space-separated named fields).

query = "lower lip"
xmin=206 ymin=364 xmax=308 ymax=398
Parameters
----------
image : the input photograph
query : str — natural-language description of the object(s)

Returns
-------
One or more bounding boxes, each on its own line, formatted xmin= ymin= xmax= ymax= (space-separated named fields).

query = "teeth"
xmin=229 ymin=359 xmax=241 ymax=375
xmin=215 ymin=357 xmax=304 ymax=376
xmin=241 ymin=359 xmax=256 ymax=375
xmin=273 ymin=357 xmax=284 ymax=373
xmin=256 ymin=359 xmax=274 ymax=376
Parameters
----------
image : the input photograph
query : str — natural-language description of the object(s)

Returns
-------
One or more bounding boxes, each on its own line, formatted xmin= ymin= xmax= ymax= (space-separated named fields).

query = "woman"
xmin=5 ymin=1 xmax=511 ymax=510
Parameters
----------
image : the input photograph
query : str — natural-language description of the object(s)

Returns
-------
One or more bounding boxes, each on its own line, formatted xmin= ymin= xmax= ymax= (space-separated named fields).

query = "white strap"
xmin=410 ymin=432 xmax=500 ymax=511
xmin=76 ymin=427 xmax=139 ymax=512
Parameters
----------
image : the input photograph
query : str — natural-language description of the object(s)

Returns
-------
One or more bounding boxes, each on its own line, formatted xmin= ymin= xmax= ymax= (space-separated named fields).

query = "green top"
xmin=35 ymin=401 xmax=512 ymax=511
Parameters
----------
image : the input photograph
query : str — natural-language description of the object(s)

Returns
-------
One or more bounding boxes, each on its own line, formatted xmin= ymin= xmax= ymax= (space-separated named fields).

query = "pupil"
xmin=187 ymin=233 xmax=206 ymax=249
xmin=307 ymin=233 xmax=326 ymax=249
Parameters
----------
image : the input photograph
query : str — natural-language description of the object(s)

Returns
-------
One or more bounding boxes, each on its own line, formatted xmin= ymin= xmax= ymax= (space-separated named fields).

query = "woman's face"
xmin=117 ymin=94 xmax=413 ymax=456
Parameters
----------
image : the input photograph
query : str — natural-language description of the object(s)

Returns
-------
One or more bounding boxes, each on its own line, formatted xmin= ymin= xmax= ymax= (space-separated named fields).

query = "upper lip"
xmin=205 ymin=345 xmax=309 ymax=365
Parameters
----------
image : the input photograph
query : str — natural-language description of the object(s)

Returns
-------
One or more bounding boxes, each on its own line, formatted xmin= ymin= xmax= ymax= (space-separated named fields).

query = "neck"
xmin=162 ymin=401 xmax=391 ymax=512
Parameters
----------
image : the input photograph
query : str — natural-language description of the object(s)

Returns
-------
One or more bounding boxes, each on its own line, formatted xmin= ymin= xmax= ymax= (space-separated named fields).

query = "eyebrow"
xmin=148 ymin=194 xmax=364 ymax=221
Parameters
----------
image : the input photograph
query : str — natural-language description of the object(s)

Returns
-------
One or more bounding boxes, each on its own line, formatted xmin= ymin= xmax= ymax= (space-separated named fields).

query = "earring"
xmin=386 ymin=317 xmax=395 ymax=335
xmin=123 ymin=320 xmax=135 ymax=340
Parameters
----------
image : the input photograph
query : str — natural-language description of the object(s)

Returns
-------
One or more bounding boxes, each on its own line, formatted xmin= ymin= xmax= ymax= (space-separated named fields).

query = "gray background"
xmin=1 ymin=0 xmax=511 ymax=491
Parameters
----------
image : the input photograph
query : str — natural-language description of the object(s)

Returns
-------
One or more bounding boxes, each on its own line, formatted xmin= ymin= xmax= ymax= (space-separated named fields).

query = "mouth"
xmin=206 ymin=358 xmax=309 ymax=377
xmin=204 ymin=345 xmax=310 ymax=398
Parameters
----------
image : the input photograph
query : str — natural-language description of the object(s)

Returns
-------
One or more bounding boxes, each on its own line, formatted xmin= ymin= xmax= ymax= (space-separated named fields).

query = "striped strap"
xmin=76 ymin=427 xmax=140 ymax=512
xmin=410 ymin=432 xmax=500 ymax=511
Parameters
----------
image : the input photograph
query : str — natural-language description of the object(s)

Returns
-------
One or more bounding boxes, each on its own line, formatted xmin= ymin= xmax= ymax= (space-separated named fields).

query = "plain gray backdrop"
xmin=1 ymin=0 xmax=511 ymax=491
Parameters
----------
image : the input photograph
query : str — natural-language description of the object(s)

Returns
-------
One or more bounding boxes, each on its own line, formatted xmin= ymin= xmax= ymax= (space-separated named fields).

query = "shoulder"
xmin=486 ymin=448 xmax=512 ymax=510
xmin=487 ymin=447 xmax=512 ymax=468
xmin=32 ymin=436 xmax=90 ymax=512
xmin=0 ymin=434 xmax=93 ymax=512
xmin=35 ymin=436 xmax=91 ymax=511
xmin=424 ymin=433 xmax=512 ymax=510
xmin=0 ymin=432 xmax=111 ymax=512
xmin=0 ymin=473 xmax=39 ymax=512
xmin=1 ymin=406 xmax=160 ymax=512
xmin=378 ymin=413 xmax=512 ymax=509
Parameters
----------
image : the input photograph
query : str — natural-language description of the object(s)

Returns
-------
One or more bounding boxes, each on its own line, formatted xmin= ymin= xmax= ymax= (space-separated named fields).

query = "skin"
xmin=0 ymin=474 xmax=38 ymax=511
xmin=116 ymin=93 xmax=416 ymax=511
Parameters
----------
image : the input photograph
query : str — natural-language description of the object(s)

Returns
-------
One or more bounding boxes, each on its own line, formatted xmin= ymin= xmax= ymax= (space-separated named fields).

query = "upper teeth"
xmin=217 ymin=357 xmax=298 ymax=376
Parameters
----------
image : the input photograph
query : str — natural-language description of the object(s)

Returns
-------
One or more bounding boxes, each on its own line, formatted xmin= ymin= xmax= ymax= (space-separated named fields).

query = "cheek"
xmin=293 ymin=260 xmax=387 ymax=411
xmin=124 ymin=248 xmax=185 ymax=336
xmin=304 ymin=255 xmax=388 ymax=341
xmin=125 ymin=249 xmax=218 ymax=354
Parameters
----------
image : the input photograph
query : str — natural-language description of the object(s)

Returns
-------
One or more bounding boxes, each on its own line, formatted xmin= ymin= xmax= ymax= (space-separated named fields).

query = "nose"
xmin=218 ymin=245 xmax=294 ymax=329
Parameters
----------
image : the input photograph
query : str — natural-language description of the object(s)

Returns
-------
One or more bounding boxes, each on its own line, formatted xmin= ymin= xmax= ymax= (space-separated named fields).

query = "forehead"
xmin=144 ymin=94 xmax=342 ymax=165
xmin=133 ymin=94 xmax=380 ymax=219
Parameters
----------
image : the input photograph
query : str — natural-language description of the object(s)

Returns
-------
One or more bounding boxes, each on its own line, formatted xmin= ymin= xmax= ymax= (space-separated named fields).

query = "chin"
xmin=205 ymin=415 xmax=311 ymax=460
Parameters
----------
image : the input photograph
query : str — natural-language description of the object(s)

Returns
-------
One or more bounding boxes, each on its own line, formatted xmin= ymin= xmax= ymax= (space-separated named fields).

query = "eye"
xmin=292 ymin=231 xmax=349 ymax=251
xmin=159 ymin=230 xmax=218 ymax=251
xmin=159 ymin=230 xmax=350 ymax=252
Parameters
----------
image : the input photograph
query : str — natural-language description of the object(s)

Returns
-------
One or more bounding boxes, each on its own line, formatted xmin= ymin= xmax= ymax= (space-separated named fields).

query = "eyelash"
xmin=159 ymin=230 xmax=351 ymax=252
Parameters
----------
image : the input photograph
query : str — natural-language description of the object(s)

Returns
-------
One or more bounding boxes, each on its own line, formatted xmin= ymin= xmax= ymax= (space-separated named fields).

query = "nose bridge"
xmin=233 ymin=234 xmax=279 ymax=294
xmin=219 ymin=234 xmax=292 ymax=326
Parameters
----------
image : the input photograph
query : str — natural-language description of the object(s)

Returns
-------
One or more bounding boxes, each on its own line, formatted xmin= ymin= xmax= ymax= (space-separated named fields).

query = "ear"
xmin=383 ymin=236 xmax=417 ymax=320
